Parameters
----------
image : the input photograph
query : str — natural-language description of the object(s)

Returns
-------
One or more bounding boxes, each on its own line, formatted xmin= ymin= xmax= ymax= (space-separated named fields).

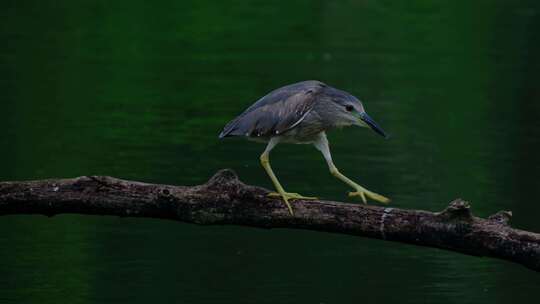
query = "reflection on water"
xmin=1 ymin=1 xmax=539 ymax=303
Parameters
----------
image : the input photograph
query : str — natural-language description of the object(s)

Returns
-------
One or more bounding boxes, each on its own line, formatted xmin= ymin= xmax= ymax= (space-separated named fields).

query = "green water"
xmin=1 ymin=1 xmax=540 ymax=303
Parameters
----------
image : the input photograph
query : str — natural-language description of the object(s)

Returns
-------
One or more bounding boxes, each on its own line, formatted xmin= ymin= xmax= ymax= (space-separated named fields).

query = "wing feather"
xmin=219 ymin=80 xmax=326 ymax=138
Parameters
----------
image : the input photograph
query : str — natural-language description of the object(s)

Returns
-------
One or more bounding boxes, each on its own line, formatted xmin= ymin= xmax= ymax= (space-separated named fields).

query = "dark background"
xmin=1 ymin=0 xmax=539 ymax=303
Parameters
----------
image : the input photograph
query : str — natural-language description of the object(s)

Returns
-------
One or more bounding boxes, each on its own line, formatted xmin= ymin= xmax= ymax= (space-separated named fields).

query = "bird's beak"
xmin=358 ymin=112 xmax=389 ymax=139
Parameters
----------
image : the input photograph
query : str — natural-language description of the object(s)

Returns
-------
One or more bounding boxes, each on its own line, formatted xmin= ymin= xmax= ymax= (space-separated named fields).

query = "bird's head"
xmin=325 ymin=88 xmax=389 ymax=139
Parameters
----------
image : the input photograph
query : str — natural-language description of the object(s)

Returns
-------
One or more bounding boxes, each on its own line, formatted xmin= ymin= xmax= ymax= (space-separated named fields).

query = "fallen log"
xmin=0 ymin=169 xmax=538 ymax=271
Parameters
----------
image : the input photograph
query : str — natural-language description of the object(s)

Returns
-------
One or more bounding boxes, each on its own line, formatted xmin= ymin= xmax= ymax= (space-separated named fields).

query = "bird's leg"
xmin=260 ymin=139 xmax=317 ymax=215
xmin=328 ymin=164 xmax=390 ymax=203
xmin=314 ymin=133 xmax=390 ymax=204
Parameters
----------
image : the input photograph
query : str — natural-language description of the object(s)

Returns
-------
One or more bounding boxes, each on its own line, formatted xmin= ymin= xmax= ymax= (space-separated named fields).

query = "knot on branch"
xmin=437 ymin=199 xmax=473 ymax=221
xmin=85 ymin=176 xmax=124 ymax=190
xmin=488 ymin=210 xmax=512 ymax=226
xmin=204 ymin=169 xmax=241 ymax=191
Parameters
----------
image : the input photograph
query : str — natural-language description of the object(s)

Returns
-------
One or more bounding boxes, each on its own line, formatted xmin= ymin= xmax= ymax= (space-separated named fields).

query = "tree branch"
xmin=1 ymin=169 xmax=539 ymax=272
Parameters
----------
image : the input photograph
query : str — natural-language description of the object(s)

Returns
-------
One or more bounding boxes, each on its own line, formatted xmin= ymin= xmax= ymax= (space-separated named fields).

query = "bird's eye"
xmin=345 ymin=105 xmax=354 ymax=112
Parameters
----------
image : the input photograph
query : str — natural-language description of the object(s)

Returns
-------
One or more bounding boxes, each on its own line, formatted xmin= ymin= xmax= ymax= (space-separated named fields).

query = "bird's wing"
xmin=219 ymin=81 xmax=326 ymax=138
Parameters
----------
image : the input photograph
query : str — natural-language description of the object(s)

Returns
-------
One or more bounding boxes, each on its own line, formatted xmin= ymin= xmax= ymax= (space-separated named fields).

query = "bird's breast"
xmin=279 ymin=114 xmax=325 ymax=143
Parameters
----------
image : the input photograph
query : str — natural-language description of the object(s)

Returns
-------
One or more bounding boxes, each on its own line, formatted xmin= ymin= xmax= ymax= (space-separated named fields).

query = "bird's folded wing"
xmin=220 ymin=80 xmax=325 ymax=138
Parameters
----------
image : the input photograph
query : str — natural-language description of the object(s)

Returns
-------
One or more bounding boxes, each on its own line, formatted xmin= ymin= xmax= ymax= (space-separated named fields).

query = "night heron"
xmin=219 ymin=80 xmax=389 ymax=214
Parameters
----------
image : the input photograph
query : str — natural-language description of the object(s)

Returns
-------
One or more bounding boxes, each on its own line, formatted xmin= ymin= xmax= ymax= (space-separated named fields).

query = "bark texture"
xmin=1 ymin=169 xmax=539 ymax=271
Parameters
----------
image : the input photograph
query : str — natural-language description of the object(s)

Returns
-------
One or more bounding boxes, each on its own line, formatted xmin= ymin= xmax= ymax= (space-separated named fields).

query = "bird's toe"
xmin=348 ymin=191 xmax=367 ymax=204
xmin=267 ymin=192 xmax=318 ymax=200
xmin=349 ymin=189 xmax=390 ymax=204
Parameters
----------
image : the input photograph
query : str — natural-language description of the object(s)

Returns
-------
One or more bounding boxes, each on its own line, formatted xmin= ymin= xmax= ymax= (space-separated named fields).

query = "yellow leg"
xmin=329 ymin=164 xmax=390 ymax=204
xmin=267 ymin=192 xmax=318 ymax=200
xmin=260 ymin=152 xmax=317 ymax=215
xmin=314 ymin=132 xmax=390 ymax=204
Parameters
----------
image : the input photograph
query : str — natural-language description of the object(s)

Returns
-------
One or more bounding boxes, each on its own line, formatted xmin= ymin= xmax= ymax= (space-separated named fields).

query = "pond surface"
xmin=1 ymin=1 xmax=539 ymax=303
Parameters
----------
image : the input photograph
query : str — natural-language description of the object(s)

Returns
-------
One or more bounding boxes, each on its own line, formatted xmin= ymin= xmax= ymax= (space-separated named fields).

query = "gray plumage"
xmin=219 ymin=80 xmax=386 ymax=143
xmin=218 ymin=80 xmax=390 ymax=213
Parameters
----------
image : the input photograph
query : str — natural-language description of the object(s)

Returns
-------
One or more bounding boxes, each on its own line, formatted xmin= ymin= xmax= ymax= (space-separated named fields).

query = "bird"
xmin=219 ymin=80 xmax=390 ymax=215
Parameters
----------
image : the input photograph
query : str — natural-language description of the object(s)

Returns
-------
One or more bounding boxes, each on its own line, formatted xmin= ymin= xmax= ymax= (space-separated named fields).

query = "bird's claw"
xmin=267 ymin=192 xmax=318 ymax=215
xmin=348 ymin=189 xmax=390 ymax=204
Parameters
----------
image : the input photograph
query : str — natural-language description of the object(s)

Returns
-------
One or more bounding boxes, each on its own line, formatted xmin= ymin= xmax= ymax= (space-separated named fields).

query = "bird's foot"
xmin=348 ymin=186 xmax=390 ymax=204
xmin=267 ymin=192 xmax=318 ymax=200
xmin=267 ymin=192 xmax=318 ymax=215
